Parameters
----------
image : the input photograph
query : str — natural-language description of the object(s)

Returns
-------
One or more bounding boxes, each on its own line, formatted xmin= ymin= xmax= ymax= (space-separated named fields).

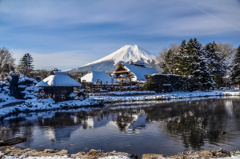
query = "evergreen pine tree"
xmin=231 ymin=45 xmax=240 ymax=84
xmin=184 ymin=38 xmax=197 ymax=76
xmin=205 ymin=42 xmax=225 ymax=87
xmin=191 ymin=38 xmax=214 ymax=90
xmin=18 ymin=53 xmax=34 ymax=76
xmin=177 ymin=40 xmax=189 ymax=75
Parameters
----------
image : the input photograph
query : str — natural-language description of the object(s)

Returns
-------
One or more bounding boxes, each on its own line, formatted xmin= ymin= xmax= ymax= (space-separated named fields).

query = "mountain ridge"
xmin=72 ymin=45 xmax=158 ymax=72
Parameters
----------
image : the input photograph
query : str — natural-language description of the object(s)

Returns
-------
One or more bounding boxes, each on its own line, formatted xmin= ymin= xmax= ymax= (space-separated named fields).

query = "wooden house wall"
xmin=43 ymin=86 xmax=74 ymax=102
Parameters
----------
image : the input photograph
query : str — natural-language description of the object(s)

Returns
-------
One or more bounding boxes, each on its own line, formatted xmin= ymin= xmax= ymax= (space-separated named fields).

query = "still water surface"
xmin=1 ymin=97 xmax=240 ymax=157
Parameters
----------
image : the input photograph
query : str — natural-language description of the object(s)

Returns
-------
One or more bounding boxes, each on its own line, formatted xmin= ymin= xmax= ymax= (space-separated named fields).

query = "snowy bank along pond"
xmin=1 ymin=97 xmax=240 ymax=157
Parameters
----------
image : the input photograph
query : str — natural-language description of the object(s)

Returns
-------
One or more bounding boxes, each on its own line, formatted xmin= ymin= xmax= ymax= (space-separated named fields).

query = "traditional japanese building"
xmin=112 ymin=63 xmax=158 ymax=83
xmin=36 ymin=71 xmax=81 ymax=102
xmin=80 ymin=71 xmax=118 ymax=93
xmin=81 ymin=71 xmax=118 ymax=85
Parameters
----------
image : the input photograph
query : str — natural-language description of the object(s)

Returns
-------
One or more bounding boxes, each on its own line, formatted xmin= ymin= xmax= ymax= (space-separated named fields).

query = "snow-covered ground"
xmin=0 ymin=98 xmax=103 ymax=120
xmin=90 ymin=90 xmax=240 ymax=103
xmin=1 ymin=90 xmax=240 ymax=120
xmin=1 ymin=151 xmax=240 ymax=159
xmin=99 ymin=156 xmax=130 ymax=159
xmin=0 ymin=74 xmax=38 ymax=107
xmin=0 ymin=92 xmax=22 ymax=108
xmin=0 ymin=154 xmax=71 ymax=159
xmin=89 ymin=91 xmax=156 ymax=96
xmin=0 ymin=151 xmax=130 ymax=159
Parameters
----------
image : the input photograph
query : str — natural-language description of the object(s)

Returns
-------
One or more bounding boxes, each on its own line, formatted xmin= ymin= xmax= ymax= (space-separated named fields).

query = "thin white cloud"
xmin=0 ymin=0 xmax=239 ymax=69
xmin=184 ymin=0 xmax=240 ymax=31
xmin=1 ymin=0 xmax=239 ymax=35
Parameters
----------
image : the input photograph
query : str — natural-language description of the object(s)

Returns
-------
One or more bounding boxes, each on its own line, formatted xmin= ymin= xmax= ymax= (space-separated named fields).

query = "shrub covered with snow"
xmin=0 ymin=81 xmax=13 ymax=103
xmin=17 ymin=74 xmax=39 ymax=99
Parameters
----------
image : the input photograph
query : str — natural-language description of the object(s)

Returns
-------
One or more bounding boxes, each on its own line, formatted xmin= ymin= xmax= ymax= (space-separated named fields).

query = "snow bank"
xmin=1 ymin=89 xmax=240 ymax=120
xmin=0 ymin=152 xmax=130 ymax=159
xmin=89 ymin=91 xmax=156 ymax=97
xmin=90 ymin=90 xmax=240 ymax=103
xmin=99 ymin=156 xmax=130 ymax=159
xmin=2 ymin=155 xmax=71 ymax=159
xmin=0 ymin=93 xmax=20 ymax=108
xmin=18 ymin=74 xmax=39 ymax=99
xmin=0 ymin=98 xmax=103 ymax=120
xmin=110 ymin=91 xmax=155 ymax=96
xmin=0 ymin=81 xmax=20 ymax=107
xmin=0 ymin=74 xmax=38 ymax=107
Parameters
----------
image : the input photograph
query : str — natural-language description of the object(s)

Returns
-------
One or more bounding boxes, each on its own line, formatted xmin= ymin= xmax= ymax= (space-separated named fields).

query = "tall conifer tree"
xmin=191 ymin=38 xmax=214 ymax=90
xmin=205 ymin=42 xmax=225 ymax=87
xmin=231 ymin=45 xmax=240 ymax=84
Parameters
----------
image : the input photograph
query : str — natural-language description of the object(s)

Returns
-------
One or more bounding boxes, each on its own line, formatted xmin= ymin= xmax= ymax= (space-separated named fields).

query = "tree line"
xmin=0 ymin=48 xmax=34 ymax=77
xmin=0 ymin=48 xmax=90 ymax=80
xmin=158 ymin=38 xmax=240 ymax=88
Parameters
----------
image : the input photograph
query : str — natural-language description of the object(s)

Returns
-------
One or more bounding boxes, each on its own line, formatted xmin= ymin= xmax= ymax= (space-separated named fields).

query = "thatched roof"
xmin=36 ymin=72 xmax=81 ymax=87
xmin=112 ymin=63 xmax=157 ymax=82
xmin=81 ymin=71 xmax=118 ymax=84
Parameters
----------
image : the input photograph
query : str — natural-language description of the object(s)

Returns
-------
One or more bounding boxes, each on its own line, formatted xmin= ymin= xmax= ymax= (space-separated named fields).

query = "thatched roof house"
xmin=81 ymin=71 xmax=118 ymax=85
xmin=36 ymin=72 xmax=81 ymax=102
xmin=112 ymin=63 xmax=157 ymax=82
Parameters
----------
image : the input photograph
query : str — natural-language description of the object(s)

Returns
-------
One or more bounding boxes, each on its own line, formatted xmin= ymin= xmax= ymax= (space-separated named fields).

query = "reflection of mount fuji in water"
xmin=71 ymin=45 xmax=158 ymax=72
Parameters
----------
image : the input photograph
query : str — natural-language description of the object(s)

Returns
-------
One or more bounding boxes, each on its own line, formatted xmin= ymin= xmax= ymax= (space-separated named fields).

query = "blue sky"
xmin=0 ymin=0 xmax=240 ymax=70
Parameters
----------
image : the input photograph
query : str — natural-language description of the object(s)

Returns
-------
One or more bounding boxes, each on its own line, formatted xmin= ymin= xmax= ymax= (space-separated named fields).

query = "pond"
xmin=1 ymin=97 xmax=240 ymax=157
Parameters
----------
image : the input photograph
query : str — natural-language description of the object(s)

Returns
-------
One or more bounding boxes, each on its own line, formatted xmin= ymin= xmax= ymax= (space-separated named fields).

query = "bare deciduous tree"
xmin=0 ymin=47 xmax=15 ymax=73
xmin=157 ymin=44 xmax=180 ymax=74
xmin=215 ymin=43 xmax=234 ymax=58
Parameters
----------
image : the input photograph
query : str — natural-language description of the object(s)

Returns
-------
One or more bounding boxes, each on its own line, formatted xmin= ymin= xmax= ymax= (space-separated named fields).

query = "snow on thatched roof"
xmin=81 ymin=71 xmax=118 ymax=84
xmin=36 ymin=72 xmax=81 ymax=87
xmin=112 ymin=64 xmax=157 ymax=82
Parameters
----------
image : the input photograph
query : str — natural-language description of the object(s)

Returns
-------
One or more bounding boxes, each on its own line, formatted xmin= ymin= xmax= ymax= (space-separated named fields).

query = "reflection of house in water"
xmin=44 ymin=127 xmax=56 ymax=141
xmin=44 ymin=125 xmax=79 ymax=141
xmin=116 ymin=111 xmax=147 ymax=131
xmin=128 ymin=114 xmax=147 ymax=130
xmin=74 ymin=115 xmax=117 ymax=129
xmin=224 ymin=100 xmax=233 ymax=117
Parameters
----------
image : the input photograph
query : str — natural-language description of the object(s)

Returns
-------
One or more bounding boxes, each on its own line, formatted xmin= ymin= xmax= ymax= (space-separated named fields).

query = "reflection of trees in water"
xmin=144 ymin=99 xmax=236 ymax=149
xmin=116 ymin=111 xmax=137 ymax=131
xmin=0 ymin=118 xmax=34 ymax=145
xmin=232 ymin=100 xmax=240 ymax=131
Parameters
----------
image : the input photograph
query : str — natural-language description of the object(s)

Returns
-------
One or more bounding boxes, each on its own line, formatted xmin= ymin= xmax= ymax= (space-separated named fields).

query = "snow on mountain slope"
xmin=72 ymin=45 xmax=158 ymax=72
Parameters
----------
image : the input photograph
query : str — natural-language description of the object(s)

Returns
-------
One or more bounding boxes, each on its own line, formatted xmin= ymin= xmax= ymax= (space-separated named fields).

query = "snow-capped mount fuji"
xmin=72 ymin=45 xmax=158 ymax=72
